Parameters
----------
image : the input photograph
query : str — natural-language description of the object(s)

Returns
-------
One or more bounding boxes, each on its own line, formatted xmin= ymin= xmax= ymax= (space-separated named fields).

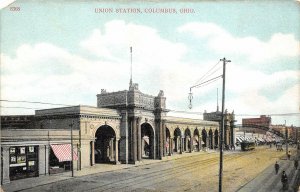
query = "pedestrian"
xmin=275 ymin=161 xmax=280 ymax=174
xmin=294 ymin=160 xmax=298 ymax=170
xmin=281 ymin=171 xmax=288 ymax=190
xmin=288 ymin=151 xmax=291 ymax=160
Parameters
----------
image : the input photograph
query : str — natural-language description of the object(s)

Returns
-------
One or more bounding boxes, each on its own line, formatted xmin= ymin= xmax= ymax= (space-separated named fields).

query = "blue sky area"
xmin=1 ymin=0 xmax=299 ymax=126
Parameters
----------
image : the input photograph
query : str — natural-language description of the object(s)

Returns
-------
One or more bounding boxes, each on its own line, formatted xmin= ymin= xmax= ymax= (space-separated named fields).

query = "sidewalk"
xmin=1 ymin=150 xmax=217 ymax=192
xmin=237 ymin=150 xmax=300 ymax=192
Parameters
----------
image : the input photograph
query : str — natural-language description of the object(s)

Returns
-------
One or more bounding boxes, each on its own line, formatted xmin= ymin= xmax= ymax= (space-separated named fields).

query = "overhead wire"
xmin=0 ymin=99 xmax=73 ymax=107
xmin=1 ymin=100 xmax=299 ymax=118
xmin=0 ymin=106 xmax=44 ymax=110
xmin=194 ymin=60 xmax=221 ymax=85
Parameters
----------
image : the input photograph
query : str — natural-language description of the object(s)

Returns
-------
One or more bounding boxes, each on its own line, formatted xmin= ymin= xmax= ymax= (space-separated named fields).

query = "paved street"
xmin=3 ymin=146 xmax=297 ymax=192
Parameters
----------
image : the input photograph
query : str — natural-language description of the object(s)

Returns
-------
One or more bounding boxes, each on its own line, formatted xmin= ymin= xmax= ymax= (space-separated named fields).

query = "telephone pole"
xmin=219 ymin=57 xmax=230 ymax=192
xmin=285 ymin=120 xmax=288 ymax=158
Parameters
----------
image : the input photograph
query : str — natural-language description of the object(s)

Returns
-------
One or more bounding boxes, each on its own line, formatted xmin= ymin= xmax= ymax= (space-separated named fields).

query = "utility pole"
xmin=285 ymin=120 xmax=288 ymax=158
xmin=219 ymin=57 xmax=230 ymax=192
xmin=70 ymin=121 xmax=74 ymax=177
xmin=187 ymin=57 xmax=230 ymax=192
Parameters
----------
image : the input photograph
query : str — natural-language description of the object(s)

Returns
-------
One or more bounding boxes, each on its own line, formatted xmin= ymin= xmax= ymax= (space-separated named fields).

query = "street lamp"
xmin=188 ymin=58 xmax=230 ymax=192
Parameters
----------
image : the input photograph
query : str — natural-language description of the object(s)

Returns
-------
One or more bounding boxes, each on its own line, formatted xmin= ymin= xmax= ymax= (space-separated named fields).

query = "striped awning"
xmin=50 ymin=144 xmax=78 ymax=162
xmin=236 ymin=137 xmax=243 ymax=142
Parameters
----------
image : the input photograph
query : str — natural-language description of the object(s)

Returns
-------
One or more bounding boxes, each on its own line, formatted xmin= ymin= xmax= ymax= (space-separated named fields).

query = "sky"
xmin=1 ymin=0 xmax=300 ymax=126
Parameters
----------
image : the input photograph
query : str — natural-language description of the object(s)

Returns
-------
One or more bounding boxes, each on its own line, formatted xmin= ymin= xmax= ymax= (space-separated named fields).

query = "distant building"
xmin=242 ymin=115 xmax=271 ymax=134
xmin=203 ymin=109 xmax=236 ymax=147
xmin=271 ymin=124 xmax=297 ymax=140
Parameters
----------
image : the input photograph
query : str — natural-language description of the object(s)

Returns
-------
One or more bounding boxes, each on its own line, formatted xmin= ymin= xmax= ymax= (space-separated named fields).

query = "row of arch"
xmin=92 ymin=123 xmax=219 ymax=164
xmin=166 ymin=127 xmax=219 ymax=155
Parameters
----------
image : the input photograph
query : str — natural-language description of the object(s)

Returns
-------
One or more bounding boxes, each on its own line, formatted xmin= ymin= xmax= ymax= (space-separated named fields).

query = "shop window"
xmin=9 ymin=146 xmax=39 ymax=181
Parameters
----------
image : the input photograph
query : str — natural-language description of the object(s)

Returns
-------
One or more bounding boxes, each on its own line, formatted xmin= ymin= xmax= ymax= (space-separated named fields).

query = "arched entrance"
xmin=209 ymin=129 xmax=213 ymax=149
xmin=202 ymin=129 xmax=207 ymax=148
xmin=184 ymin=128 xmax=192 ymax=152
xmin=194 ymin=129 xmax=200 ymax=152
xmin=141 ymin=123 xmax=154 ymax=159
xmin=173 ymin=128 xmax=181 ymax=153
xmin=214 ymin=129 xmax=219 ymax=149
xmin=94 ymin=125 xmax=116 ymax=164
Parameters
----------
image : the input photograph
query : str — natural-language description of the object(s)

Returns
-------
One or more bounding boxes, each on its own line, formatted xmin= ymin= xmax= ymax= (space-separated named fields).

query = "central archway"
xmin=94 ymin=125 xmax=116 ymax=164
xmin=141 ymin=123 xmax=155 ymax=159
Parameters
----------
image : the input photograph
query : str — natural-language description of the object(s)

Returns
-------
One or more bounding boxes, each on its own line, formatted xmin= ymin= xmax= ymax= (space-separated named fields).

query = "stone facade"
xmin=1 ymin=83 xmax=219 ymax=183
xmin=203 ymin=109 xmax=236 ymax=147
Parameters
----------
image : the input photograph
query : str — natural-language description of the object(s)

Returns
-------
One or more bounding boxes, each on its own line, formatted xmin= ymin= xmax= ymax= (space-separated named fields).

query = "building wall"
xmin=1 ymin=129 xmax=79 ymax=184
xmin=242 ymin=115 xmax=271 ymax=127
xmin=1 ymin=87 xmax=222 ymax=183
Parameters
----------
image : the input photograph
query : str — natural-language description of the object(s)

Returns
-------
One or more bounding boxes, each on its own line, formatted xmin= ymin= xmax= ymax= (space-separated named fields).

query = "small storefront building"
xmin=1 ymin=129 xmax=79 ymax=184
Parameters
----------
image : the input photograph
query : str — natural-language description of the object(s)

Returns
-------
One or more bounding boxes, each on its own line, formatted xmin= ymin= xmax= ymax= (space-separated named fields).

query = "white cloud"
xmin=178 ymin=22 xmax=299 ymax=63
xmin=80 ymin=20 xmax=187 ymax=68
xmin=0 ymin=0 xmax=15 ymax=9
xmin=1 ymin=20 xmax=299 ymax=126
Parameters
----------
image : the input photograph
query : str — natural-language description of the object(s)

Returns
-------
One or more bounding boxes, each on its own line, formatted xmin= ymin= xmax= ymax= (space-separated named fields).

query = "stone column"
xmin=212 ymin=133 xmax=215 ymax=149
xmin=169 ymin=137 xmax=173 ymax=156
xmin=152 ymin=133 xmax=156 ymax=159
xmin=175 ymin=137 xmax=178 ymax=152
xmin=206 ymin=137 xmax=209 ymax=150
xmin=115 ymin=138 xmax=120 ymax=164
xmin=190 ymin=136 xmax=193 ymax=153
xmin=198 ymin=136 xmax=201 ymax=152
xmin=91 ymin=141 xmax=95 ymax=166
xmin=120 ymin=110 xmax=129 ymax=164
xmin=2 ymin=146 xmax=10 ymax=184
xmin=159 ymin=121 xmax=163 ymax=159
xmin=132 ymin=117 xmax=137 ymax=163
xmin=38 ymin=145 xmax=49 ymax=175
xmin=137 ymin=118 xmax=141 ymax=161
xmin=163 ymin=129 xmax=167 ymax=157
xmin=141 ymin=136 xmax=145 ymax=157
xmin=110 ymin=138 xmax=114 ymax=161
xmin=180 ymin=137 xmax=184 ymax=154
xmin=185 ymin=137 xmax=188 ymax=152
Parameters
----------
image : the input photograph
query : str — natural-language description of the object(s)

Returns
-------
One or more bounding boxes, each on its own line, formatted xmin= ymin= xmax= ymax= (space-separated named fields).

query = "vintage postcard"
xmin=1 ymin=0 xmax=299 ymax=191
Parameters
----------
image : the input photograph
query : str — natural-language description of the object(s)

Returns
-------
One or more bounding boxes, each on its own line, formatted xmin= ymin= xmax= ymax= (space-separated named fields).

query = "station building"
xmin=1 ymin=83 xmax=224 ymax=184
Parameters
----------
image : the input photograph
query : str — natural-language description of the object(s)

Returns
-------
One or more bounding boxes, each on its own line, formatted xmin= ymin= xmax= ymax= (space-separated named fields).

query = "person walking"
xmin=275 ymin=161 xmax=280 ymax=174
xmin=294 ymin=159 xmax=298 ymax=170
xmin=288 ymin=151 xmax=291 ymax=160
xmin=281 ymin=171 xmax=288 ymax=190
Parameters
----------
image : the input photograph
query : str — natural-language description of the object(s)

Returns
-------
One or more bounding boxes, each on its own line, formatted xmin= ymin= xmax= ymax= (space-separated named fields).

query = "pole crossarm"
xmin=234 ymin=124 xmax=285 ymax=138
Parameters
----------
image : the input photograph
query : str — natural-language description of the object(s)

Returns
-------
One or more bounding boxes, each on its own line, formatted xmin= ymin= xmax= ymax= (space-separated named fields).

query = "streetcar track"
xmin=20 ymin=151 xmax=257 ymax=192
xmin=89 ymin=151 xmax=256 ymax=192
xmin=131 ymin=152 xmax=256 ymax=192
xmin=19 ymin=152 xmax=217 ymax=192
xmin=87 ymin=155 xmax=220 ymax=192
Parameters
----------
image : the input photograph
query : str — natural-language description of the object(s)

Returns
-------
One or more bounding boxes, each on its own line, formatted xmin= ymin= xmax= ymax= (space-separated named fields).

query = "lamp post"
xmin=188 ymin=57 xmax=230 ymax=192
